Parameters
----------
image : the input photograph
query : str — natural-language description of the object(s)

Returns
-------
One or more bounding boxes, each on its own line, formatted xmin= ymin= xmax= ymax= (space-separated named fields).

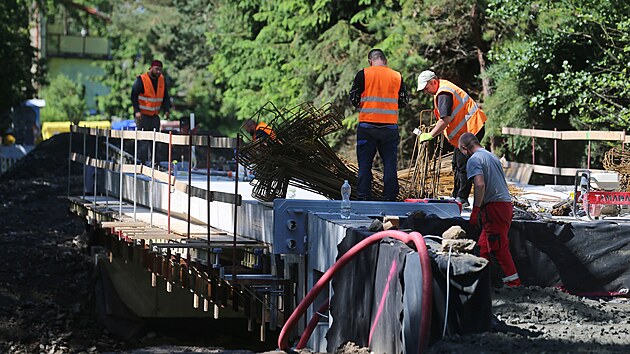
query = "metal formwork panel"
xmin=272 ymin=199 xmax=460 ymax=254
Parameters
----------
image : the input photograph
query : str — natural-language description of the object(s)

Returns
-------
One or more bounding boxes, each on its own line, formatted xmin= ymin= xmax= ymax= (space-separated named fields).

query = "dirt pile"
xmin=0 ymin=170 xmax=119 ymax=353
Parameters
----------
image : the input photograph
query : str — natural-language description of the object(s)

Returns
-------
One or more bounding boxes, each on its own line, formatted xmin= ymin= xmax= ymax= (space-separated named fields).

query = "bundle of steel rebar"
xmin=398 ymin=110 xmax=455 ymax=199
xmin=603 ymin=147 xmax=630 ymax=191
xmin=239 ymin=102 xmax=391 ymax=202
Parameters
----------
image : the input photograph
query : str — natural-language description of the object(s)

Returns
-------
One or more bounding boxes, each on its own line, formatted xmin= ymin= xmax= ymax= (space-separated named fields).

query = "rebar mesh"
xmin=239 ymin=102 xmax=392 ymax=202
xmin=603 ymin=147 xmax=630 ymax=191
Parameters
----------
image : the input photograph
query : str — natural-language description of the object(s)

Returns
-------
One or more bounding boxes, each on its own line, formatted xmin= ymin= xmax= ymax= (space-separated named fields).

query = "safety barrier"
xmin=0 ymin=145 xmax=30 ymax=174
xmin=0 ymin=155 xmax=17 ymax=174
xmin=501 ymin=126 xmax=625 ymax=183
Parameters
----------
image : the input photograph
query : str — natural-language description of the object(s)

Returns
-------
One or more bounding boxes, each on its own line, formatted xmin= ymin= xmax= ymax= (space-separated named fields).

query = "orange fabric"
xmin=138 ymin=73 xmax=165 ymax=116
xmin=254 ymin=121 xmax=277 ymax=140
xmin=359 ymin=66 xmax=402 ymax=124
xmin=433 ymin=79 xmax=487 ymax=147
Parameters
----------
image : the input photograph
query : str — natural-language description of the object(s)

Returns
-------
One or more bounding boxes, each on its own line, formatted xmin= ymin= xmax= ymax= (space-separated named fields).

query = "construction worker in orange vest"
xmin=243 ymin=119 xmax=277 ymax=141
xmin=349 ymin=49 xmax=409 ymax=201
xmin=416 ymin=70 xmax=487 ymax=208
xmin=131 ymin=59 xmax=170 ymax=163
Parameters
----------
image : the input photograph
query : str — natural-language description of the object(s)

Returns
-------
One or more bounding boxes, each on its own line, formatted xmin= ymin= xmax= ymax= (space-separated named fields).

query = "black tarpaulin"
xmin=326 ymin=228 xmax=492 ymax=353
xmin=510 ymin=220 xmax=630 ymax=295
xmin=326 ymin=230 xmax=379 ymax=352
xmin=368 ymin=241 xmax=410 ymax=354
xmin=429 ymin=251 xmax=492 ymax=343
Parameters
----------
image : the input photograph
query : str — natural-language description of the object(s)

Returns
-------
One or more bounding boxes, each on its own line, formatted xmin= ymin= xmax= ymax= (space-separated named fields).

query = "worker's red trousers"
xmin=479 ymin=202 xmax=521 ymax=286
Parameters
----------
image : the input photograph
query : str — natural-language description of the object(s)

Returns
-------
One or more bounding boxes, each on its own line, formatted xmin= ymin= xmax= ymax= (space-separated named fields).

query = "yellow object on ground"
xmin=41 ymin=121 xmax=111 ymax=140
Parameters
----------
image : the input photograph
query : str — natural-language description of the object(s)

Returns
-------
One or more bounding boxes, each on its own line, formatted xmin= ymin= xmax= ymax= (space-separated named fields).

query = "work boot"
xmin=505 ymin=278 xmax=522 ymax=287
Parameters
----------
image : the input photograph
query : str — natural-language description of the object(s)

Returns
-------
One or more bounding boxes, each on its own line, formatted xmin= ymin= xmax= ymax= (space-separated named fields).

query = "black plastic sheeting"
xmin=429 ymin=251 xmax=492 ymax=341
xmin=404 ymin=213 xmax=630 ymax=295
xmin=510 ymin=220 xmax=630 ymax=295
xmin=326 ymin=229 xmax=492 ymax=353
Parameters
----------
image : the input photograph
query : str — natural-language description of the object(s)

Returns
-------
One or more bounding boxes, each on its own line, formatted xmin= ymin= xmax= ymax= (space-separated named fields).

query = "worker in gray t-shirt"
xmin=466 ymin=148 xmax=512 ymax=205
xmin=458 ymin=132 xmax=520 ymax=287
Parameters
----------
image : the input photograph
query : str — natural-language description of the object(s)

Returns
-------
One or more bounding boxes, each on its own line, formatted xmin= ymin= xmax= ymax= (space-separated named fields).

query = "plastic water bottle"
xmin=341 ymin=180 xmax=351 ymax=219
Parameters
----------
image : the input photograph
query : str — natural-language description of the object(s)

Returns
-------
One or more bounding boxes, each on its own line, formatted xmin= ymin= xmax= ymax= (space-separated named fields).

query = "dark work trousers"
xmin=452 ymin=126 xmax=485 ymax=199
xmin=135 ymin=114 xmax=161 ymax=164
xmin=479 ymin=201 xmax=521 ymax=286
xmin=356 ymin=122 xmax=399 ymax=201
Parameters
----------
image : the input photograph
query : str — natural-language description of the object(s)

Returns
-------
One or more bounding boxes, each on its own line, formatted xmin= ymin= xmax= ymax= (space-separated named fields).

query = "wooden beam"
xmin=502 ymin=127 xmax=626 ymax=141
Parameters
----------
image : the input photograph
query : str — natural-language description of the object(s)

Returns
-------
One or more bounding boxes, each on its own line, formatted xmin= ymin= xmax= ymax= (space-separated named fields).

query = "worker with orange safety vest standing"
xmin=416 ymin=70 xmax=487 ymax=208
xmin=349 ymin=49 xmax=408 ymax=201
xmin=131 ymin=59 xmax=171 ymax=163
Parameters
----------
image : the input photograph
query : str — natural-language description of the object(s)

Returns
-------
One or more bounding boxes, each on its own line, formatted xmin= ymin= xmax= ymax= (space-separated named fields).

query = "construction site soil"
xmin=1 ymin=133 xmax=630 ymax=353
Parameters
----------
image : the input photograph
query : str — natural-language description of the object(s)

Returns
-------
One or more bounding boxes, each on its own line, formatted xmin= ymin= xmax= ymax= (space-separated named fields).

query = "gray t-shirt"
xmin=466 ymin=148 xmax=511 ymax=204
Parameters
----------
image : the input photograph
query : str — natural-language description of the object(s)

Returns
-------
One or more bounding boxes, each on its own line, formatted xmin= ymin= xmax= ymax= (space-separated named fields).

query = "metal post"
xmin=622 ymin=129 xmax=626 ymax=153
xmin=119 ymin=132 xmax=124 ymax=218
xmin=531 ymin=126 xmax=535 ymax=166
xmin=133 ymin=129 xmax=138 ymax=221
xmin=554 ymin=128 xmax=557 ymax=185
xmin=93 ymin=128 xmax=98 ymax=208
xmin=82 ymin=130 xmax=86 ymax=200
xmin=150 ymin=129 xmax=156 ymax=227
xmin=187 ymin=132 xmax=193 ymax=239
xmin=587 ymin=129 xmax=591 ymax=170
xmin=232 ymin=134 xmax=240 ymax=284
xmin=67 ymin=125 xmax=72 ymax=198
xmin=207 ymin=134 xmax=211 ymax=248
xmin=105 ymin=131 xmax=109 ymax=211
xmin=190 ymin=113 xmax=196 ymax=169
xmin=168 ymin=131 xmax=172 ymax=234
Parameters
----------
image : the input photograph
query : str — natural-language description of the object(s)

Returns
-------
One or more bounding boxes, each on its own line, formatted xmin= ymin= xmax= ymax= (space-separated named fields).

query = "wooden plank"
xmin=101 ymin=221 xmax=146 ymax=228
xmin=119 ymin=228 xmax=165 ymax=234
xmin=502 ymin=127 xmax=625 ymax=141
xmin=561 ymin=130 xmax=624 ymax=141
xmin=501 ymin=160 xmax=606 ymax=177
xmin=126 ymin=234 xmax=183 ymax=240
xmin=501 ymin=158 xmax=534 ymax=184
xmin=501 ymin=127 xmax=559 ymax=139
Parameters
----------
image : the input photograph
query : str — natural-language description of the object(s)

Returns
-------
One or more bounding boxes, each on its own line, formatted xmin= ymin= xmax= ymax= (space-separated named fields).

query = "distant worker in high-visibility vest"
xmin=349 ymin=49 xmax=408 ymax=201
xmin=243 ymin=120 xmax=277 ymax=141
xmin=130 ymin=59 xmax=171 ymax=163
xmin=416 ymin=70 xmax=487 ymax=208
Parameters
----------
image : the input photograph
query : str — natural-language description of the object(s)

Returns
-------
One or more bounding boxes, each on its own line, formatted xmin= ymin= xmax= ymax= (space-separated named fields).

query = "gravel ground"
xmin=428 ymin=286 xmax=630 ymax=353
xmin=1 ymin=134 xmax=630 ymax=353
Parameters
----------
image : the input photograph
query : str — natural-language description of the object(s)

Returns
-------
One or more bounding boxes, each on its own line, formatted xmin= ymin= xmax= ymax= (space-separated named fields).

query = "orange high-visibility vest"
xmin=358 ymin=66 xmax=402 ymax=124
xmin=254 ymin=121 xmax=277 ymax=140
xmin=434 ymin=79 xmax=487 ymax=147
xmin=138 ymin=73 xmax=165 ymax=116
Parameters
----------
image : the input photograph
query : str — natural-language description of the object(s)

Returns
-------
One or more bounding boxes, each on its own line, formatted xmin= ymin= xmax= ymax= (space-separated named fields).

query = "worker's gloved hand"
xmin=419 ymin=133 xmax=433 ymax=143
xmin=470 ymin=206 xmax=481 ymax=228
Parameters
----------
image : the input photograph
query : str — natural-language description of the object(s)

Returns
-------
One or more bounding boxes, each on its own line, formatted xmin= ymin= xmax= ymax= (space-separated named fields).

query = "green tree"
xmin=98 ymin=0 xmax=234 ymax=133
xmin=484 ymin=0 xmax=630 ymax=170
xmin=0 ymin=0 xmax=45 ymax=132
xmin=40 ymin=74 xmax=88 ymax=123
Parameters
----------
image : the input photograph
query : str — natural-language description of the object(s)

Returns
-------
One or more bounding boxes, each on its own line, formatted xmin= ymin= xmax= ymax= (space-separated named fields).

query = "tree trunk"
xmin=471 ymin=2 xmax=492 ymax=100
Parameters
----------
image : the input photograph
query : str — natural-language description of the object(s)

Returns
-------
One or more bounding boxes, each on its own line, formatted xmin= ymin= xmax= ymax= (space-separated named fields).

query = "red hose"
xmin=296 ymin=299 xmax=329 ymax=349
xmin=278 ymin=230 xmax=432 ymax=352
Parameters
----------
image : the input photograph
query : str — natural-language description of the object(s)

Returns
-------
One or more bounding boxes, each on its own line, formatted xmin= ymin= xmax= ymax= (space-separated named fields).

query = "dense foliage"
xmin=5 ymin=0 xmax=629 ymax=170
xmin=0 ymin=0 xmax=45 ymax=133
xmin=39 ymin=74 xmax=88 ymax=123
xmin=483 ymin=0 xmax=629 ymax=168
